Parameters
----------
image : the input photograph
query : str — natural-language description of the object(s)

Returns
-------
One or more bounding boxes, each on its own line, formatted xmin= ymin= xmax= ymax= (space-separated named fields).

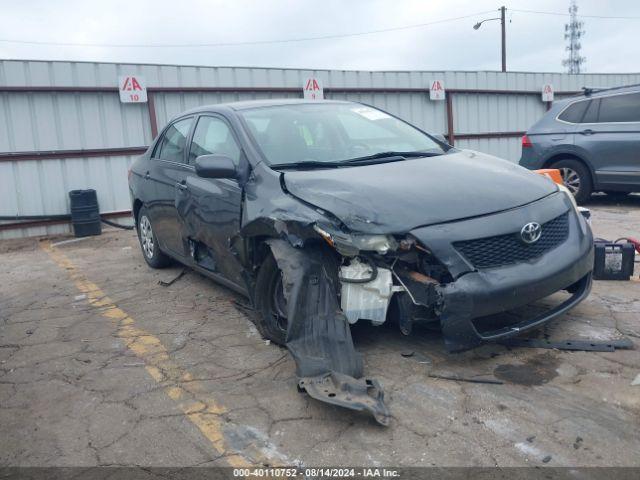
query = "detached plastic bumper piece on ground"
xmin=266 ymin=239 xmax=391 ymax=426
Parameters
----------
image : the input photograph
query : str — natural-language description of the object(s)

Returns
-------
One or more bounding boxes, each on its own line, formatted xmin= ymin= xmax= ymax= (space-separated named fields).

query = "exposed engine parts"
xmin=337 ymin=238 xmax=448 ymax=333
xmin=339 ymin=258 xmax=403 ymax=325
xmin=252 ymin=230 xmax=452 ymax=426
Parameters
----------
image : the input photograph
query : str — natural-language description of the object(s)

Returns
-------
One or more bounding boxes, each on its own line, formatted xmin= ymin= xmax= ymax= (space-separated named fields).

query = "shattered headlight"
xmin=349 ymin=234 xmax=397 ymax=254
xmin=314 ymin=225 xmax=397 ymax=256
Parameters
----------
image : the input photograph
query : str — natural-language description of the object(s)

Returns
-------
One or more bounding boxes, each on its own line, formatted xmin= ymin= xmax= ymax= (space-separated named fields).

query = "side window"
xmin=597 ymin=93 xmax=640 ymax=123
xmin=157 ymin=117 xmax=193 ymax=163
xmin=188 ymin=116 xmax=241 ymax=164
xmin=558 ymin=100 xmax=590 ymax=123
xmin=582 ymin=99 xmax=600 ymax=123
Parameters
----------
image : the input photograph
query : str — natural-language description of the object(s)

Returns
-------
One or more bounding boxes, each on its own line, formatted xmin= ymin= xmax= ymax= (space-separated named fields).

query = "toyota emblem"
xmin=520 ymin=222 xmax=542 ymax=244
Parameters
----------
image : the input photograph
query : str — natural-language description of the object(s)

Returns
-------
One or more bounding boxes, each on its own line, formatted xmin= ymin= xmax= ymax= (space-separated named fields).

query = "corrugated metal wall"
xmin=2 ymin=60 xmax=639 ymax=239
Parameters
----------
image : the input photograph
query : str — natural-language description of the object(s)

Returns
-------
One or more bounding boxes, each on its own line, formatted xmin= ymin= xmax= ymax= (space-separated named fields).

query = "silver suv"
xmin=519 ymin=85 xmax=640 ymax=203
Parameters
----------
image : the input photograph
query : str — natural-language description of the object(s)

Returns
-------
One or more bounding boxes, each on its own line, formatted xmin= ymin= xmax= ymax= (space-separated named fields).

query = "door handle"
xmin=579 ymin=129 xmax=594 ymax=135
xmin=176 ymin=181 xmax=188 ymax=191
xmin=144 ymin=171 xmax=151 ymax=180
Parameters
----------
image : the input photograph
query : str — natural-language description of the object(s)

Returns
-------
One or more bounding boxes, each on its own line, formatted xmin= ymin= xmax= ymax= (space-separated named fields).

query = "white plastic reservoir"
xmin=339 ymin=258 xmax=401 ymax=325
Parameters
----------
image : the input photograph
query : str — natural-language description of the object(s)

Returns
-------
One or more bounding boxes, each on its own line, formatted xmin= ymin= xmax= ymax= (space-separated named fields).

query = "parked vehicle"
xmin=128 ymin=100 xmax=593 ymax=424
xmin=519 ymin=84 xmax=640 ymax=203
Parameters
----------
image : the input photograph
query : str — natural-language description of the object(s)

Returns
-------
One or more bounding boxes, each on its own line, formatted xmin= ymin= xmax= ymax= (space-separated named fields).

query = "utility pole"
xmin=473 ymin=6 xmax=507 ymax=72
xmin=562 ymin=0 xmax=586 ymax=74
xmin=500 ymin=6 xmax=506 ymax=72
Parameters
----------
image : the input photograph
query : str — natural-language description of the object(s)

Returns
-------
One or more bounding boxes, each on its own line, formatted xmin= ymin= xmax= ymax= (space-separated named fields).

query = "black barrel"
xmin=69 ymin=189 xmax=102 ymax=237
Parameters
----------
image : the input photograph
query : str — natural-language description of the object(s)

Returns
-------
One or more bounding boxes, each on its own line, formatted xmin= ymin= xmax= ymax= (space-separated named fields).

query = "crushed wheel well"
xmin=247 ymin=236 xmax=275 ymax=272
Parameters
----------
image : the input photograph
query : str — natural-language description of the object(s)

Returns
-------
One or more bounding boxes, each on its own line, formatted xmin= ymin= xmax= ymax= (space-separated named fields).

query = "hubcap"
xmin=139 ymin=215 xmax=154 ymax=259
xmin=559 ymin=167 xmax=581 ymax=195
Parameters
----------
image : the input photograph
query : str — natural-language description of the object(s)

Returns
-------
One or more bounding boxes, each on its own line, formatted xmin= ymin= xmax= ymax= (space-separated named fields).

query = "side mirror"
xmin=433 ymin=133 xmax=448 ymax=144
xmin=195 ymin=155 xmax=237 ymax=179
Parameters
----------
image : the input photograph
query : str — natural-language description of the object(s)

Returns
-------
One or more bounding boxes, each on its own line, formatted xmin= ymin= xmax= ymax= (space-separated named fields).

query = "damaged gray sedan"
xmin=128 ymin=99 xmax=594 ymax=425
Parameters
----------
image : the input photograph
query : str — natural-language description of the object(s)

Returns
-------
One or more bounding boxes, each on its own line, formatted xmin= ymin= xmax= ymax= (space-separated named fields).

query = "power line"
xmin=0 ymin=10 xmax=497 ymax=48
xmin=2 ymin=7 xmax=638 ymax=50
xmin=511 ymin=8 xmax=640 ymax=20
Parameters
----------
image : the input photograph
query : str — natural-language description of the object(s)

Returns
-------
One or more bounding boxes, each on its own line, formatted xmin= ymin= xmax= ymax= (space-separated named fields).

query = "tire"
xmin=254 ymin=253 xmax=288 ymax=345
xmin=137 ymin=206 xmax=171 ymax=268
xmin=550 ymin=159 xmax=593 ymax=204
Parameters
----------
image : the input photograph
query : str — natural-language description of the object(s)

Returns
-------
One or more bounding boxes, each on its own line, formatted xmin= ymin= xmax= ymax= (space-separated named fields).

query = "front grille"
xmin=453 ymin=212 xmax=570 ymax=269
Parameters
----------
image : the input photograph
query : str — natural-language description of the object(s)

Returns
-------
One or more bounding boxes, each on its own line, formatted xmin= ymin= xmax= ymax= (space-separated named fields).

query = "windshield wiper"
xmin=269 ymin=160 xmax=343 ymax=170
xmin=341 ymin=150 xmax=442 ymax=164
xmin=269 ymin=150 xmax=442 ymax=170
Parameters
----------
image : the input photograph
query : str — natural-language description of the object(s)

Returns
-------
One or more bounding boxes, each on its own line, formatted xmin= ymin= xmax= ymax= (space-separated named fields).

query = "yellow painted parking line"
xmin=41 ymin=241 xmax=277 ymax=468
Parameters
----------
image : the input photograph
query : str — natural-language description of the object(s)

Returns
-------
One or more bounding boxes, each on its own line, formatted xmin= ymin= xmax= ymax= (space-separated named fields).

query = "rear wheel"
xmin=254 ymin=253 xmax=288 ymax=345
xmin=550 ymin=159 xmax=593 ymax=204
xmin=137 ymin=206 xmax=171 ymax=268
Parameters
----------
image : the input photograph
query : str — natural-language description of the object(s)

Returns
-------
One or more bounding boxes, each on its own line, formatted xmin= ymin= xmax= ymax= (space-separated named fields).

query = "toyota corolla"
xmin=128 ymin=99 xmax=594 ymax=425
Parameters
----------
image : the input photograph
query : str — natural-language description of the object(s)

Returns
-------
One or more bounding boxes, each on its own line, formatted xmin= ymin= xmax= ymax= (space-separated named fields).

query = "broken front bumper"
xmin=438 ymin=269 xmax=592 ymax=351
xmin=411 ymin=192 xmax=594 ymax=351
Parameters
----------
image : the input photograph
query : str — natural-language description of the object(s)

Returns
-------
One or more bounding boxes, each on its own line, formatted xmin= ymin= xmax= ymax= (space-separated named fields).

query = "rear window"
xmin=156 ymin=117 xmax=193 ymax=163
xmin=597 ymin=93 xmax=640 ymax=122
xmin=558 ymin=100 xmax=590 ymax=123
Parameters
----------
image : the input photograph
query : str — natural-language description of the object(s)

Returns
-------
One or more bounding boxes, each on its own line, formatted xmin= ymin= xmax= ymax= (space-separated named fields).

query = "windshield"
xmin=238 ymin=103 xmax=447 ymax=166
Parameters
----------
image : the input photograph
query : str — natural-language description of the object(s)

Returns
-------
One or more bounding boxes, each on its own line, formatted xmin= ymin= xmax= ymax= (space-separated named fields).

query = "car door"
xmin=575 ymin=92 xmax=640 ymax=189
xmin=177 ymin=114 xmax=245 ymax=287
xmin=147 ymin=116 xmax=194 ymax=256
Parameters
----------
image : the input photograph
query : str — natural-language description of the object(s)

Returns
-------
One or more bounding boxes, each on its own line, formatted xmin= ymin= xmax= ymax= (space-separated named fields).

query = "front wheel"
xmin=137 ymin=207 xmax=171 ymax=268
xmin=550 ymin=159 xmax=593 ymax=204
xmin=254 ymin=253 xmax=288 ymax=345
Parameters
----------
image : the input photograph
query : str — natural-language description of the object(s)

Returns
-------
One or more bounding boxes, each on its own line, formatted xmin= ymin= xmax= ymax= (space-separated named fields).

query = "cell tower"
xmin=562 ymin=0 xmax=586 ymax=74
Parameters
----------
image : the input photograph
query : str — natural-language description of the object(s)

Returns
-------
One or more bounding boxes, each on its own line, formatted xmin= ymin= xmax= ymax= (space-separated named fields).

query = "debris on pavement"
xmin=401 ymin=351 xmax=432 ymax=364
xmin=299 ymin=372 xmax=390 ymax=426
xmin=631 ymin=374 xmax=640 ymax=386
xmin=158 ymin=269 xmax=186 ymax=287
xmin=50 ymin=236 xmax=92 ymax=247
xmin=427 ymin=373 xmax=504 ymax=385
xmin=500 ymin=337 xmax=634 ymax=352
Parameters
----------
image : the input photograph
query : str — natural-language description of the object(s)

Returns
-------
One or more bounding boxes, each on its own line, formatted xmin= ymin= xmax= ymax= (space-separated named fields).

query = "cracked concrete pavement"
xmin=1 ymin=195 xmax=639 ymax=467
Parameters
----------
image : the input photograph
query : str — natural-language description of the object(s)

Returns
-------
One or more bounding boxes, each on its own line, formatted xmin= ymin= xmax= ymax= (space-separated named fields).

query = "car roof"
xmin=181 ymin=98 xmax=355 ymax=116
xmin=562 ymin=83 xmax=640 ymax=104
xmin=539 ymin=83 xmax=640 ymax=115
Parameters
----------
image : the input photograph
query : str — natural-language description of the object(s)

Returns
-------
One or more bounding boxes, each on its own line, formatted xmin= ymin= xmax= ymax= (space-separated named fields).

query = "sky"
xmin=1 ymin=0 xmax=639 ymax=73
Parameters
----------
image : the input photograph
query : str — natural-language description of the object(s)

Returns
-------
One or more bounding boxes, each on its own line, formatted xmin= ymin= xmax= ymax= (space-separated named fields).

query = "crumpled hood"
xmin=282 ymin=149 xmax=557 ymax=233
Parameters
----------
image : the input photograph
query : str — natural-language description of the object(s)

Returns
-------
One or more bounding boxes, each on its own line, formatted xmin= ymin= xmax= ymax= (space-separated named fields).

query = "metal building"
xmin=1 ymin=59 xmax=639 ymax=238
